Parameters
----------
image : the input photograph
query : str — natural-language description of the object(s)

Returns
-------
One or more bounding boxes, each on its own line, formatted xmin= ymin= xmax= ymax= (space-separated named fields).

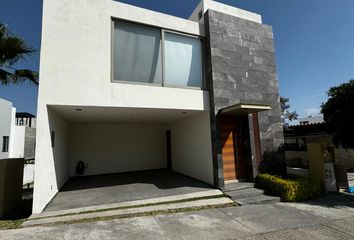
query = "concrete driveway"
xmin=1 ymin=194 xmax=354 ymax=240
xmin=45 ymin=170 xmax=214 ymax=212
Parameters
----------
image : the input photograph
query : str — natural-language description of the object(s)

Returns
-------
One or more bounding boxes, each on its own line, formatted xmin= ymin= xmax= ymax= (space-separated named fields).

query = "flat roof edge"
xmin=189 ymin=0 xmax=262 ymax=24
xmin=111 ymin=1 xmax=204 ymax=36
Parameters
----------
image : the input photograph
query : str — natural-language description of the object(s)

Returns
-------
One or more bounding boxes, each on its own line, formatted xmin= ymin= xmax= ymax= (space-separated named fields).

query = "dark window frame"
xmin=2 ymin=136 xmax=9 ymax=152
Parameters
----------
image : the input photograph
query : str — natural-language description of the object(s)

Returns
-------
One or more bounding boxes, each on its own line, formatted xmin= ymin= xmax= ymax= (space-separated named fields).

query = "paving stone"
xmin=226 ymin=188 xmax=264 ymax=200
xmin=2 ymin=195 xmax=354 ymax=240
xmin=222 ymin=182 xmax=254 ymax=192
xmin=235 ymin=195 xmax=280 ymax=206
xmin=257 ymin=224 xmax=353 ymax=240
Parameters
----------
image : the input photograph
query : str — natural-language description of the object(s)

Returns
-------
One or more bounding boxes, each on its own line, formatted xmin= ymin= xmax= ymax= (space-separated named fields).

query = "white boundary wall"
xmin=9 ymin=126 xmax=26 ymax=158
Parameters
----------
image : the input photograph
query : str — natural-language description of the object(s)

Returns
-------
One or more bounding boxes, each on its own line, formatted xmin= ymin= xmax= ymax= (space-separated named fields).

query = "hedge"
xmin=255 ymin=174 xmax=322 ymax=201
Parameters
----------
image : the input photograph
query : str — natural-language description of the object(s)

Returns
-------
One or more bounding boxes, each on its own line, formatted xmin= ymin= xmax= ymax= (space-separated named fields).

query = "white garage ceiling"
xmin=49 ymin=105 xmax=205 ymax=124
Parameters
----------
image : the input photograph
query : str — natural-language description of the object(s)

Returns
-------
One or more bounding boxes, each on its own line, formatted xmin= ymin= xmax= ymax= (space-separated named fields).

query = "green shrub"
xmin=255 ymin=174 xmax=322 ymax=201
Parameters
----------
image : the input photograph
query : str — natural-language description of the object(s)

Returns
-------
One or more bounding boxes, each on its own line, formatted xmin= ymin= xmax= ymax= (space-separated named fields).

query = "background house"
xmin=0 ymin=98 xmax=36 ymax=184
xmin=0 ymin=98 xmax=15 ymax=160
xmin=285 ymin=118 xmax=354 ymax=171
xmin=0 ymin=98 xmax=36 ymax=217
xmin=284 ymin=119 xmax=354 ymax=190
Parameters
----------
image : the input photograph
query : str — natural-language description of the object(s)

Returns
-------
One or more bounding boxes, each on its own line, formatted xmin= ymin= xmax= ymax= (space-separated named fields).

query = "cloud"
xmin=304 ymin=107 xmax=321 ymax=116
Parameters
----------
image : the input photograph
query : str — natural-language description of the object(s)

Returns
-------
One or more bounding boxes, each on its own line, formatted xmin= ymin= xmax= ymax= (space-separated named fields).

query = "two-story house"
xmin=33 ymin=0 xmax=283 ymax=213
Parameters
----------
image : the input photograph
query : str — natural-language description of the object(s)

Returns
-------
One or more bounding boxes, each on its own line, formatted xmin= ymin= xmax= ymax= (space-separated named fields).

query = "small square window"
xmin=2 ymin=136 xmax=9 ymax=152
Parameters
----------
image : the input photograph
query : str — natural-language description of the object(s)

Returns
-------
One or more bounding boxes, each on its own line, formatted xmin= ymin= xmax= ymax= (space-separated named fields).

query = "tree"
xmin=0 ymin=23 xmax=38 ymax=85
xmin=280 ymin=96 xmax=298 ymax=126
xmin=321 ymin=80 xmax=354 ymax=149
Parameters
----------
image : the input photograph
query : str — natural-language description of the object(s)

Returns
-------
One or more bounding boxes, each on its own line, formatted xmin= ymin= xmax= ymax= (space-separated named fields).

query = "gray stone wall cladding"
xmin=205 ymin=10 xmax=284 ymax=153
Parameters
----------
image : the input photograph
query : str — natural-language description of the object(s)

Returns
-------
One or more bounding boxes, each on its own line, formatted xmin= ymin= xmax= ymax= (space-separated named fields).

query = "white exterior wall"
xmin=23 ymin=164 xmax=35 ymax=185
xmin=34 ymin=0 xmax=211 ymax=213
xmin=8 ymin=126 xmax=26 ymax=158
xmin=69 ymin=124 xmax=167 ymax=176
xmin=38 ymin=0 xmax=207 ymax=109
xmin=33 ymin=108 xmax=70 ymax=213
xmin=169 ymin=112 xmax=214 ymax=184
xmin=0 ymin=99 xmax=14 ymax=159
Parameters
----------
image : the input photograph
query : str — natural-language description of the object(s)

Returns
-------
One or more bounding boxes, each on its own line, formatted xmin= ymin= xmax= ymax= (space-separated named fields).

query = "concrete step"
xmin=222 ymin=182 xmax=254 ymax=192
xmin=226 ymin=188 xmax=264 ymax=200
xmin=235 ymin=194 xmax=281 ymax=206
xmin=22 ymin=197 xmax=234 ymax=228
xmin=30 ymin=189 xmax=224 ymax=220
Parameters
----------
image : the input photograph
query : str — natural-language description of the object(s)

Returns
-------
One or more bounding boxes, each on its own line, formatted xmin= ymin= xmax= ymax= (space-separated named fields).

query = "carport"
xmin=44 ymin=169 xmax=214 ymax=212
xmin=44 ymin=105 xmax=215 ymax=211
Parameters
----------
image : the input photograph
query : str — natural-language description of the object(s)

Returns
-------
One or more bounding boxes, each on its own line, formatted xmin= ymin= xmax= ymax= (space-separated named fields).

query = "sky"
xmin=1 ymin=0 xmax=354 ymax=118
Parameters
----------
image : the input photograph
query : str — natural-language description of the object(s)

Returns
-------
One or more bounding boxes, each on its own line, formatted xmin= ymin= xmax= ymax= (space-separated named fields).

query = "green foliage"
xmin=0 ymin=220 xmax=24 ymax=230
xmin=255 ymin=174 xmax=322 ymax=201
xmin=0 ymin=23 xmax=38 ymax=85
xmin=280 ymin=96 xmax=298 ymax=126
xmin=321 ymin=80 xmax=354 ymax=149
xmin=259 ymin=145 xmax=287 ymax=176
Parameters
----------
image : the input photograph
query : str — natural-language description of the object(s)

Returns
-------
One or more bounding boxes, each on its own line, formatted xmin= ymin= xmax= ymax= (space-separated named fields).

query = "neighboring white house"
xmin=299 ymin=116 xmax=324 ymax=125
xmin=34 ymin=0 xmax=283 ymax=213
xmin=0 ymin=98 xmax=15 ymax=159
xmin=0 ymin=98 xmax=36 ymax=186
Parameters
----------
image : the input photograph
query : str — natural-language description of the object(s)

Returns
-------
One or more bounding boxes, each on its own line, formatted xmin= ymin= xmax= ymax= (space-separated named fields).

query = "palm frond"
xmin=0 ymin=23 xmax=35 ymax=65
xmin=14 ymin=69 xmax=38 ymax=84
xmin=0 ymin=67 xmax=38 ymax=85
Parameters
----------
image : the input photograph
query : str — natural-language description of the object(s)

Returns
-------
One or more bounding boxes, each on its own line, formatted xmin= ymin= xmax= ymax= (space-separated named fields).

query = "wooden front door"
xmin=220 ymin=117 xmax=247 ymax=181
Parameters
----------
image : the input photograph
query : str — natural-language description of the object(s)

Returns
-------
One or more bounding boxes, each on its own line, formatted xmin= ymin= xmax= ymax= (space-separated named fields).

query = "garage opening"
xmin=45 ymin=105 xmax=214 ymax=211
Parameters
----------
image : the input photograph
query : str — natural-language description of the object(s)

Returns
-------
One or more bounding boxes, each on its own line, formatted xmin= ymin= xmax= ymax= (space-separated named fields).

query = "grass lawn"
xmin=0 ymin=219 xmax=25 ymax=230
xmin=0 ymin=195 xmax=32 ymax=230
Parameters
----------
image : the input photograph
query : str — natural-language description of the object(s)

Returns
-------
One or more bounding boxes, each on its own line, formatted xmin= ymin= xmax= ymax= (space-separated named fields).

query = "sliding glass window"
xmin=164 ymin=32 xmax=203 ymax=88
xmin=113 ymin=21 xmax=163 ymax=84
xmin=113 ymin=21 xmax=203 ymax=88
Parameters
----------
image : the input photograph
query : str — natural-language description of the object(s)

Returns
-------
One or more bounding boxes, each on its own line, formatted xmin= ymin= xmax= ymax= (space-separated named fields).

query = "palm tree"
xmin=0 ymin=23 xmax=38 ymax=85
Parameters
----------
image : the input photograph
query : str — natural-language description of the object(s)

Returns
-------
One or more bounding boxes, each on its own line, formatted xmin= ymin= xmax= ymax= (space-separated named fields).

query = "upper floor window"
xmin=113 ymin=21 xmax=203 ymax=88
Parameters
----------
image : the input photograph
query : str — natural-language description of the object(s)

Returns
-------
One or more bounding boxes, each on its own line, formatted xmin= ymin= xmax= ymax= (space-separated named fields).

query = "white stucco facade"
xmin=170 ymin=112 xmax=214 ymax=184
xmin=8 ymin=126 xmax=26 ymax=159
xmin=0 ymin=99 xmax=14 ymax=159
xmin=34 ymin=0 xmax=214 ymax=213
xmin=69 ymin=123 xmax=168 ymax=176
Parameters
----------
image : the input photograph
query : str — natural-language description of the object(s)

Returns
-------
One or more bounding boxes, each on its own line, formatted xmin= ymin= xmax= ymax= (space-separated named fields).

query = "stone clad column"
xmin=204 ymin=10 xmax=284 ymax=185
